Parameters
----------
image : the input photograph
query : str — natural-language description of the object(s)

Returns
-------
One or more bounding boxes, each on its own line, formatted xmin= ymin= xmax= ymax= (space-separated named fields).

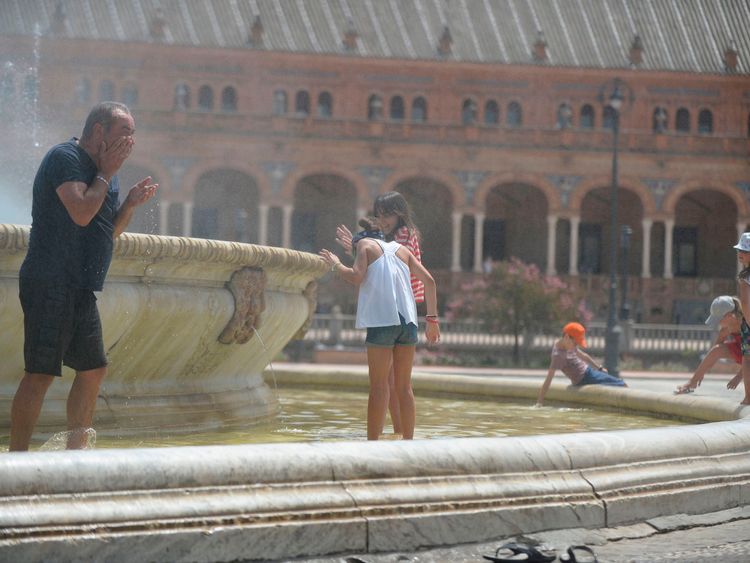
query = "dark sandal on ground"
xmin=482 ymin=542 xmax=556 ymax=562
xmin=559 ymin=545 xmax=598 ymax=563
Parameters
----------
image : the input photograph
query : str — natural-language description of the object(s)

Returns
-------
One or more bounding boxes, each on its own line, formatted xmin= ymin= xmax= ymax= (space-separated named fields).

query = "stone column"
xmin=546 ymin=214 xmax=557 ymax=276
xmin=258 ymin=204 xmax=269 ymax=246
xmin=451 ymin=211 xmax=462 ymax=272
xmin=182 ymin=201 xmax=193 ymax=237
xmin=641 ymin=218 xmax=652 ymax=278
xmin=473 ymin=212 xmax=485 ymax=273
xmin=282 ymin=204 xmax=293 ymax=249
xmin=664 ymin=218 xmax=674 ymax=279
xmin=159 ymin=200 xmax=170 ymax=236
xmin=569 ymin=216 xmax=580 ymax=276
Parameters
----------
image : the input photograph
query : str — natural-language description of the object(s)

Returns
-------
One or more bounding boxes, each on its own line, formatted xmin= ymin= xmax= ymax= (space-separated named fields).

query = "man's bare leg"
xmin=66 ymin=366 xmax=106 ymax=449
xmin=9 ymin=372 xmax=55 ymax=452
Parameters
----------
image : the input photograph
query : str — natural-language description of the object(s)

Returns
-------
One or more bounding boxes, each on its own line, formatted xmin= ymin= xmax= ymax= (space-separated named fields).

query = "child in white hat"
xmin=674 ymin=296 xmax=743 ymax=394
xmin=734 ymin=233 xmax=750 ymax=404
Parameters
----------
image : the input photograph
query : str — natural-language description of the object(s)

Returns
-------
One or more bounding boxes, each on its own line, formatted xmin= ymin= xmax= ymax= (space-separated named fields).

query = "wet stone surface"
xmin=298 ymin=508 xmax=750 ymax=563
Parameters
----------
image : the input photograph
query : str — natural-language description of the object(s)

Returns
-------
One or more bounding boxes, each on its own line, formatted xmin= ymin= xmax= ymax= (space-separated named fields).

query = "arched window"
xmin=603 ymin=106 xmax=616 ymax=130
xmin=484 ymin=100 xmax=499 ymax=125
xmin=507 ymin=101 xmax=522 ymax=127
xmin=652 ymin=107 xmax=668 ymax=133
xmin=295 ymin=90 xmax=310 ymax=116
xmin=317 ymin=91 xmax=333 ymax=117
xmin=462 ymin=98 xmax=477 ymax=125
xmin=221 ymin=86 xmax=237 ymax=112
xmin=75 ymin=77 xmax=91 ymax=104
xmin=676 ymin=108 xmax=690 ymax=133
xmin=368 ymin=94 xmax=383 ymax=120
xmin=98 ymin=79 xmax=114 ymax=102
xmin=698 ymin=109 xmax=713 ymax=134
xmin=198 ymin=85 xmax=214 ymax=111
xmin=412 ymin=96 xmax=427 ymax=122
xmin=390 ymin=96 xmax=405 ymax=120
xmin=557 ymin=103 xmax=573 ymax=129
xmin=273 ymin=90 xmax=287 ymax=115
xmin=121 ymin=84 xmax=138 ymax=107
xmin=174 ymin=83 xmax=190 ymax=110
xmin=580 ymin=104 xmax=594 ymax=128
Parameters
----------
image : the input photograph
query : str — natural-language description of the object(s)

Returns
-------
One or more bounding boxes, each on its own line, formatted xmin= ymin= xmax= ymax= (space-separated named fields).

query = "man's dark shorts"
xmin=19 ymin=278 xmax=107 ymax=376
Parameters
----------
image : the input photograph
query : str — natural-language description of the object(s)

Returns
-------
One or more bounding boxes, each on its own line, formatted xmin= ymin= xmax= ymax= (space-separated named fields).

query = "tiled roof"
xmin=1 ymin=0 xmax=748 ymax=74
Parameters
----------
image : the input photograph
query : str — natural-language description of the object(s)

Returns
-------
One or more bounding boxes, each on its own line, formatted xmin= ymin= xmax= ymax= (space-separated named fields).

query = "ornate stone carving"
xmin=293 ymin=280 xmax=318 ymax=340
xmin=219 ymin=267 xmax=267 ymax=344
xmin=642 ymin=178 xmax=677 ymax=211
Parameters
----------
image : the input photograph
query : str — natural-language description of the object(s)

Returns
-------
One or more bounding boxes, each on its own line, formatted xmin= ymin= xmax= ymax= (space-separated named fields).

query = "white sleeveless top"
xmin=355 ymin=239 xmax=418 ymax=329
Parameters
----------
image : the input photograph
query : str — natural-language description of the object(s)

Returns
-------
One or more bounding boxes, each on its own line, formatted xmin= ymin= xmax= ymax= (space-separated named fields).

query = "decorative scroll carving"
xmin=293 ymin=280 xmax=318 ymax=340
xmin=219 ymin=267 xmax=267 ymax=345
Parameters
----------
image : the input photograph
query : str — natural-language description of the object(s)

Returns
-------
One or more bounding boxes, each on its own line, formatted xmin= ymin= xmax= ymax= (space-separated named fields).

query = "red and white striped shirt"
xmin=394 ymin=226 xmax=425 ymax=303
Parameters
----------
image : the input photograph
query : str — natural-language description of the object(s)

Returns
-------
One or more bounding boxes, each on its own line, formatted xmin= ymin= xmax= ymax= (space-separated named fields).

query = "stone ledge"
xmin=2 ymin=369 xmax=750 ymax=561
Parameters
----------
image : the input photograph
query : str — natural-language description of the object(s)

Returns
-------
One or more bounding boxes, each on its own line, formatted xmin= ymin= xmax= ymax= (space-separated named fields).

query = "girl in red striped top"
xmin=374 ymin=192 xmax=425 ymax=304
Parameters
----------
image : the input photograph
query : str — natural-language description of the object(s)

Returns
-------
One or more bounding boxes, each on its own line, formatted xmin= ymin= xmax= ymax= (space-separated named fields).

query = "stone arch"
xmin=383 ymin=169 xmax=463 ymax=209
xmin=668 ymin=183 xmax=743 ymax=278
xmin=290 ymin=173 xmax=358 ymax=253
xmin=577 ymin=183 xmax=645 ymax=276
xmin=480 ymin=180 xmax=551 ymax=269
xmin=570 ymin=175 xmax=655 ymax=215
xmin=661 ymin=180 xmax=748 ymax=218
xmin=192 ymin=169 xmax=260 ymax=242
xmin=182 ymin=162 xmax=270 ymax=203
xmin=475 ymin=173 xmax=561 ymax=214
xmin=281 ymin=167 xmax=368 ymax=206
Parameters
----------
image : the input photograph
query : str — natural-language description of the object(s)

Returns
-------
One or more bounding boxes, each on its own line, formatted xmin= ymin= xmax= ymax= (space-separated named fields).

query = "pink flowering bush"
xmin=447 ymin=257 xmax=592 ymax=363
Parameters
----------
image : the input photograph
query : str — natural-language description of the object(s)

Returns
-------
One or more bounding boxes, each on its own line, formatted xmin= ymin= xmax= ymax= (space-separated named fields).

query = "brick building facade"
xmin=1 ymin=0 xmax=749 ymax=322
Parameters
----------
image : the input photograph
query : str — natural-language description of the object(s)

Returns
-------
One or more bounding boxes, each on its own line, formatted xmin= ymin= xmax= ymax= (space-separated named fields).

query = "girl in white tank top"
xmin=320 ymin=218 xmax=440 ymax=440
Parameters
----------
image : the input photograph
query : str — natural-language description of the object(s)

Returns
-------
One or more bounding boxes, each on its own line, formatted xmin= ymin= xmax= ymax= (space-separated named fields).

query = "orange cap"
xmin=563 ymin=322 xmax=587 ymax=348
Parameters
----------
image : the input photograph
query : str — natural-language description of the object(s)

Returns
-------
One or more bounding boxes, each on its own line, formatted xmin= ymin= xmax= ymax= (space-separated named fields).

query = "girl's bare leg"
xmin=366 ymin=347 xmax=392 ymax=440
xmin=676 ymin=345 xmax=731 ymax=394
xmin=392 ymin=345 xmax=416 ymax=439
xmin=386 ymin=366 xmax=403 ymax=434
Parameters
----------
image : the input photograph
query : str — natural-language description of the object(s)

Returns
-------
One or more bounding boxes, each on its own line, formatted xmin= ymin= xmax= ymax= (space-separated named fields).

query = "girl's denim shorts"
xmin=365 ymin=314 xmax=418 ymax=347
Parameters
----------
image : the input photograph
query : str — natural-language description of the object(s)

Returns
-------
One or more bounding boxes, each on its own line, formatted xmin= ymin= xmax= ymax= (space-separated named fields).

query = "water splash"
xmin=39 ymin=428 xmax=97 ymax=451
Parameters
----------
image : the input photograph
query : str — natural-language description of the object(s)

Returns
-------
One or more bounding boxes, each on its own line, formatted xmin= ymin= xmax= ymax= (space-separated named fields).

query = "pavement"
xmin=290 ymin=364 xmax=750 ymax=563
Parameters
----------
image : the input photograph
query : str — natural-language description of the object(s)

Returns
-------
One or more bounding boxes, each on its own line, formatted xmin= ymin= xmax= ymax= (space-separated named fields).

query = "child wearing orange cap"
xmin=536 ymin=322 xmax=626 ymax=406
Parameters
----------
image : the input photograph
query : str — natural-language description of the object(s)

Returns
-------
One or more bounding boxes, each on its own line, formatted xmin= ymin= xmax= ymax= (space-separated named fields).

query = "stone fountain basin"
xmin=1 ymin=368 xmax=749 ymax=562
xmin=0 ymin=224 xmax=326 ymax=434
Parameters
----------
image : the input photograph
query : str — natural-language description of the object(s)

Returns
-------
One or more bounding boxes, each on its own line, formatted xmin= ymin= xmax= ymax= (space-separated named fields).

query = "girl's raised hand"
xmin=335 ymin=224 xmax=354 ymax=256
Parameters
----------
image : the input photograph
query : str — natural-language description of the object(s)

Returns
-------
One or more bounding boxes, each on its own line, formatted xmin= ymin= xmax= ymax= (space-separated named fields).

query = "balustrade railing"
xmin=304 ymin=314 xmax=715 ymax=354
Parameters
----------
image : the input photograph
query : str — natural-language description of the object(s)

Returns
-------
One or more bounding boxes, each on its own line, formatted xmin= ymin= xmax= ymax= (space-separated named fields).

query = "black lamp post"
xmin=620 ymin=225 xmax=633 ymax=321
xmin=598 ymin=78 xmax=633 ymax=377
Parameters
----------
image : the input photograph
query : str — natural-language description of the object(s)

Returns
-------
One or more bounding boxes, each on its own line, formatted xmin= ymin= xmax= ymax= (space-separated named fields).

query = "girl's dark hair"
xmin=372 ymin=191 xmax=419 ymax=243
xmin=358 ymin=216 xmax=379 ymax=231
xmin=739 ymin=266 xmax=750 ymax=282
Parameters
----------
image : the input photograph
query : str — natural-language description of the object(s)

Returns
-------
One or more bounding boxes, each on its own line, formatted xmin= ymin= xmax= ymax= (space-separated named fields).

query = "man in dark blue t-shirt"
xmin=10 ymin=102 xmax=158 ymax=451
